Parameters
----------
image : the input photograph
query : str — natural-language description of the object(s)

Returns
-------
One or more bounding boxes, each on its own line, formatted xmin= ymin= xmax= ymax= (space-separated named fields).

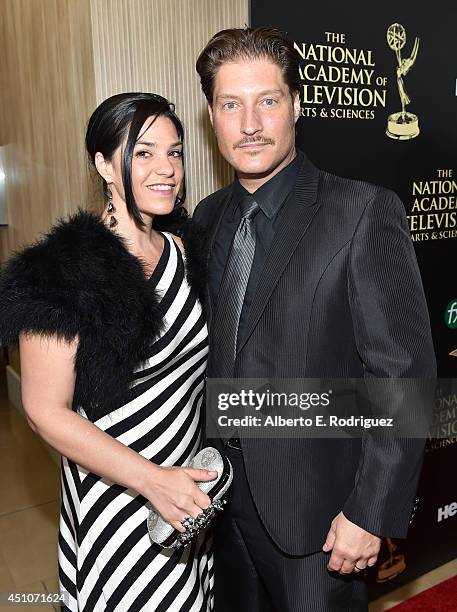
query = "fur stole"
xmin=0 ymin=209 xmax=205 ymax=421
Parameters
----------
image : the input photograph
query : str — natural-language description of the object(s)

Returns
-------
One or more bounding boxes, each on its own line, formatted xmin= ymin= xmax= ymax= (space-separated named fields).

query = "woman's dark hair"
xmin=196 ymin=27 xmax=301 ymax=105
xmin=85 ymin=92 xmax=186 ymax=228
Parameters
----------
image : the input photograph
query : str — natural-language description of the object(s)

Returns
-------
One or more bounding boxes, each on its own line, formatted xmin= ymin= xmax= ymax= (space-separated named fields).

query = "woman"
xmin=0 ymin=93 xmax=215 ymax=611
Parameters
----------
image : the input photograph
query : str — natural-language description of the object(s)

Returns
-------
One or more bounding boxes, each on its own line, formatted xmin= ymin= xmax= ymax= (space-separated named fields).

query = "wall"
xmin=0 ymin=0 xmax=96 ymax=264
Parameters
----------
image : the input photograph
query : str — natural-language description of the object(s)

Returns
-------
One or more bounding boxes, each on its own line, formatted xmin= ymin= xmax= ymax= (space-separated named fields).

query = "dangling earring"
xmin=106 ymin=188 xmax=117 ymax=228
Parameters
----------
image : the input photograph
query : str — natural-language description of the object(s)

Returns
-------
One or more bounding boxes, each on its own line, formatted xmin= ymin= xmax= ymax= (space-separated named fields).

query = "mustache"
xmin=233 ymin=136 xmax=275 ymax=149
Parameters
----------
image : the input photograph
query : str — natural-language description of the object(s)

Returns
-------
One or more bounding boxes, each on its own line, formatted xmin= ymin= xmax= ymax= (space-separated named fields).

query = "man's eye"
xmin=262 ymin=98 xmax=276 ymax=106
xmin=223 ymin=102 xmax=237 ymax=110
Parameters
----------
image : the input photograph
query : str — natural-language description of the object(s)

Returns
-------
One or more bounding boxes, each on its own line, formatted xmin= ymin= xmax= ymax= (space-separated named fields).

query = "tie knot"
xmin=238 ymin=195 xmax=259 ymax=220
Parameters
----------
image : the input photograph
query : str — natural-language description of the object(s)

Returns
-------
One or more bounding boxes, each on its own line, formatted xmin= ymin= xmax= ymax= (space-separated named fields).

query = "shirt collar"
xmin=233 ymin=150 xmax=303 ymax=220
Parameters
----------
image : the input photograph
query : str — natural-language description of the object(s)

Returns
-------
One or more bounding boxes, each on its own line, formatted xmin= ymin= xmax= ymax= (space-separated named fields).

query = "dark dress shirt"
xmin=209 ymin=150 xmax=303 ymax=345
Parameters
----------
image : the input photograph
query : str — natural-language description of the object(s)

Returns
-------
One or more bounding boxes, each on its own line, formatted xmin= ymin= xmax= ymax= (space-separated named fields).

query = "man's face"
xmin=209 ymin=58 xmax=300 ymax=187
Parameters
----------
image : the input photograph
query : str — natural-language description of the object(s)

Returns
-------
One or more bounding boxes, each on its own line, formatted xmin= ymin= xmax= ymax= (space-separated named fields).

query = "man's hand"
xmin=322 ymin=512 xmax=381 ymax=574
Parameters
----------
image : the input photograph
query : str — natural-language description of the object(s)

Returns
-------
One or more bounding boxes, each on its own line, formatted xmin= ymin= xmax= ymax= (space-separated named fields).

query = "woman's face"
xmin=108 ymin=114 xmax=184 ymax=218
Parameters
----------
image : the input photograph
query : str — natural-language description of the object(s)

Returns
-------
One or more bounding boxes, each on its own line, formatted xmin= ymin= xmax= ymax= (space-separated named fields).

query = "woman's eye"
xmin=169 ymin=150 xmax=183 ymax=158
xmin=135 ymin=150 xmax=151 ymax=158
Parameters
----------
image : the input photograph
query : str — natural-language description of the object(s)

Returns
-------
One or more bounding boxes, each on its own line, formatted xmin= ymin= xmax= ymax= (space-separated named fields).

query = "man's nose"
xmin=240 ymin=107 xmax=262 ymax=135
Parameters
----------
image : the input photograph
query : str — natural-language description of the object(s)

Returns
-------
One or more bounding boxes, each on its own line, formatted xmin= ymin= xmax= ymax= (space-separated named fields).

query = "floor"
xmin=369 ymin=557 xmax=457 ymax=610
xmin=0 ymin=367 xmax=60 ymax=612
xmin=0 ymin=365 xmax=456 ymax=612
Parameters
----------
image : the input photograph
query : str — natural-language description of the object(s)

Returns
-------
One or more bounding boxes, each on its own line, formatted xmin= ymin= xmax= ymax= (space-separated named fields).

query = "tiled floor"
xmin=0 ymin=370 xmax=60 ymax=612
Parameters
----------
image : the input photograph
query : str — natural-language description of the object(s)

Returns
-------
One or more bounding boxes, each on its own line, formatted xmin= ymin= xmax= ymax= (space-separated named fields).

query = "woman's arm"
xmin=19 ymin=333 xmax=215 ymax=532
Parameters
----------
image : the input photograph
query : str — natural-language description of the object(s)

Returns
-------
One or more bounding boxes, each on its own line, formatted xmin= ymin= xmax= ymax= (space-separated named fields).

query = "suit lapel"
xmin=237 ymin=156 xmax=321 ymax=354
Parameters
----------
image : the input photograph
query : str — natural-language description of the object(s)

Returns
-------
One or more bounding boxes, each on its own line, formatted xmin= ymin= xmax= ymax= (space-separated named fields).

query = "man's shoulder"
xmin=320 ymin=170 xmax=385 ymax=202
xmin=199 ymin=183 xmax=232 ymax=206
xmin=318 ymin=170 xmax=402 ymax=215
xmin=192 ymin=184 xmax=233 ymax=224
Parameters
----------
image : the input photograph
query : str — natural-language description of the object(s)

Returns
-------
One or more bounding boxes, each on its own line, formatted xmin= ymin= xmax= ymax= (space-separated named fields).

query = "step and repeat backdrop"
xmin=250 ymin=0 xmax=457 ymax=598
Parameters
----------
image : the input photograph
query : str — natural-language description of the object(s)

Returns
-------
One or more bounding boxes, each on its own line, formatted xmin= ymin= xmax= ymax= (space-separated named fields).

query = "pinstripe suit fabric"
xmin=193 ymin=154 xmax=436 ymax=610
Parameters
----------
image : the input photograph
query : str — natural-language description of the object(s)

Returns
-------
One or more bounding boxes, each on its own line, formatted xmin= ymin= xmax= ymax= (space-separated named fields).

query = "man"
xmin=193 ymin=27 xmax=436 ymax=611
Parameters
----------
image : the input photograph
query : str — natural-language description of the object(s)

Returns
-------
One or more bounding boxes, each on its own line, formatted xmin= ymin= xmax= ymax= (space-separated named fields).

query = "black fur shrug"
xmin=0 ymin=209 xmax=207 ymax=421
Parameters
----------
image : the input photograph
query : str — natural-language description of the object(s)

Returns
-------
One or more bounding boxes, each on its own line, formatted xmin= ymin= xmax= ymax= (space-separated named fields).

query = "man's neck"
xmin=238 ymin=148 xmax=297 ymax=194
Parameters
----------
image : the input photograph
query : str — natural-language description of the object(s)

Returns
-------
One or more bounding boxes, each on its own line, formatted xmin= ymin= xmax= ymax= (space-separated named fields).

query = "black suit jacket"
xmin=192 ymin=154 xmax=436 ymax=555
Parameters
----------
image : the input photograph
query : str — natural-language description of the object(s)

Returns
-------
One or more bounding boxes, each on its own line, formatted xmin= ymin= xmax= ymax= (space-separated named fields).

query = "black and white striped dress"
xmin=58 ymin=232 xmax=212 ymax=611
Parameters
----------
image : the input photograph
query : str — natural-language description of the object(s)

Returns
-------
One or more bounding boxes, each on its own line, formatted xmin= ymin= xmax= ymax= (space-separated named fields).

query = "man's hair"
xmin=195 ymin=27 xmax=301 ymax=105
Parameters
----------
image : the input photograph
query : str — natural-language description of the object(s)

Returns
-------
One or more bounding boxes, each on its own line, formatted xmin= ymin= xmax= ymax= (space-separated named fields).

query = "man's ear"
xmin=94 ymin=152 xmax=113 ymax=183
xmin=208 ymin=103 xmax=214 ymax=128
xmin=292 ymin=92 xmax=301 ymax=123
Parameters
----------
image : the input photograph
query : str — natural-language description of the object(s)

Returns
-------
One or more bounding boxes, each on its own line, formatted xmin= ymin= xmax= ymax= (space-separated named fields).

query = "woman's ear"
xmin=94 ymin=152 xmax=113 ymax=183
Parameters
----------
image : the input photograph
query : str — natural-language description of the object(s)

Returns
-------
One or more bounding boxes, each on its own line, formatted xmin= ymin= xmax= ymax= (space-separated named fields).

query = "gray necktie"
xmin=212 ymin=194 xmax=260 ymax=378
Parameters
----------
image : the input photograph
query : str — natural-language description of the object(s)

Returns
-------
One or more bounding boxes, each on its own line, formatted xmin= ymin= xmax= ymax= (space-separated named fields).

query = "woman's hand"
xmin=146 ymin=465 xmax=217 ymax=532
xmin=19 ymin=332 xmax=217 ymax=535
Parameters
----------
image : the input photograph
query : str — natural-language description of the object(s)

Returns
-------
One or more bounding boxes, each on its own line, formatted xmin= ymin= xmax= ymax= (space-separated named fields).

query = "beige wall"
xmin=0 ymin=0 xmax=96 ymax=263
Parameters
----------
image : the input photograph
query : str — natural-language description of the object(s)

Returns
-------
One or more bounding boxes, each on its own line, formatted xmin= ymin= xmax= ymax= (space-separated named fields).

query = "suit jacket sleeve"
xmin=342 ymin=188 xmax=436 ymax=538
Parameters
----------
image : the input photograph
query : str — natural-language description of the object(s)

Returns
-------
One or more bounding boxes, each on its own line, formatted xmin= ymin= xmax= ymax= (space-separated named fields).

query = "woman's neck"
xmin=103 ymin=196 xmax=164 ymax=267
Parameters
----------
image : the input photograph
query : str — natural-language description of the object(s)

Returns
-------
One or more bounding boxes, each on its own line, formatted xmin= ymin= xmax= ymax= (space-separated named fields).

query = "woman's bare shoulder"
xmin=169 ymin=233 xmax=184 ymax=254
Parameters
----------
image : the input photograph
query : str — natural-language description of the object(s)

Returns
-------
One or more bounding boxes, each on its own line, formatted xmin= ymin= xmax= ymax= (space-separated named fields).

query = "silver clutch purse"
xmin=147 ymin=447 xmax=233 ymax=549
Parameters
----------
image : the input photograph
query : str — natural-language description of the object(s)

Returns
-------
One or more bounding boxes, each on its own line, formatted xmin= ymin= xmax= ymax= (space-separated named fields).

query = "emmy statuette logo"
xmin=375 ymin=538 xmax=406 ymax=583
xmin=386 ymin=23 xmax=420 ymax=140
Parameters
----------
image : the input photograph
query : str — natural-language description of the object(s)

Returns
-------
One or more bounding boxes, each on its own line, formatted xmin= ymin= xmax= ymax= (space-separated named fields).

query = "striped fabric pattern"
xmin=58 ymin=233 xmax=212 ymax=611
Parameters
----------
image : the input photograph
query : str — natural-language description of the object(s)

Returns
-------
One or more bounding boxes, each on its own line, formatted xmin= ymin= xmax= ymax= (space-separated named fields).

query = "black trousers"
xmin=214 ymin=445 xmax=368 ymax=612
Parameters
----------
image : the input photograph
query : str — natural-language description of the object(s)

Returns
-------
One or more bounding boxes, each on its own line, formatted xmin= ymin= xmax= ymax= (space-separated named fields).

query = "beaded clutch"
xmin=147 ymin=447 xmax=233 ymax=548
